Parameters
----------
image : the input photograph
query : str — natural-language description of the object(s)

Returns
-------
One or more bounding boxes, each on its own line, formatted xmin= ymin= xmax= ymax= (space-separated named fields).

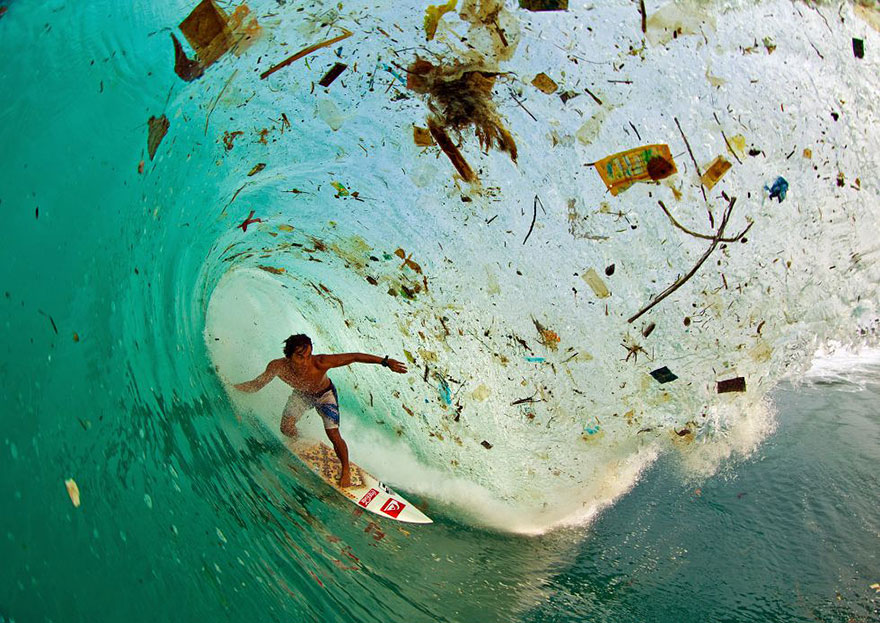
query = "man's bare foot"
xmin=337 ymin=470 xmax=352 ymax=488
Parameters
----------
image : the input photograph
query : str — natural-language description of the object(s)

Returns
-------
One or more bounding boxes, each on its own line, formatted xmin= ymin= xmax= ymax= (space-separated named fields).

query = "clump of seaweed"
xmin=407 ymin=57 xmax=517 ymax=164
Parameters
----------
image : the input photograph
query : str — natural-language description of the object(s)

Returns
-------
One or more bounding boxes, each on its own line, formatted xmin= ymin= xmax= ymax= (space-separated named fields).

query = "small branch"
xmin=628 ymin=197 xmax=738 ymax=323
xmin=639 ymin=0 xmax=647 ymax=33
xmin=523 ymin=195 xmax=540 ymax=245
xmin=584 ymin=87 xmax=603 ymax=106
xmin=260 ymin=28 xmax=353 ymax=80
xmin=509 ymin=90 xmax=537 ymax=122
xmin=657 ymin=200 xmax=752 ymax=242
xmin=205 ymin=70 xmax=239 ymax=136
xmin=713 ymin=112 xmax=742 ymax=165
xmin=674 ymin=117 xmax=709 ymax=206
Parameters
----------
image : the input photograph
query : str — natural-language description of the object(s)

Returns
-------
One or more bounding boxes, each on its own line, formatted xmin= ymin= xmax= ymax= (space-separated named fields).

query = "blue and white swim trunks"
xmin=282 ymin=382 xmax=340 ymax=431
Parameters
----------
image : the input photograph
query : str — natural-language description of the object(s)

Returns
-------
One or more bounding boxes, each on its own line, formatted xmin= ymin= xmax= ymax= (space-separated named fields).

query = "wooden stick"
xmin=674 ymin=117 xmax=709 ymax=205
xmin=628 ymin=197 xmax=737 ymax=323
xmin=657 ymin=200 xmax=752 ymax=242
xmin=639 ymin=0 xmax=647 ymax=33
xmin=523 ymin=195 xmax=538 ymax=245
xmin=260 ymin=29 xmax=353 ymax=80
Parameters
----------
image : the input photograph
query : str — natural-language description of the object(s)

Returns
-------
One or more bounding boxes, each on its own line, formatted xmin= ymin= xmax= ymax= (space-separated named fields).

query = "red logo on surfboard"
xmin=380 ymin=498 xmax=406 ymax=518
xmin=358 ymin=489 xmax=379 ymax=508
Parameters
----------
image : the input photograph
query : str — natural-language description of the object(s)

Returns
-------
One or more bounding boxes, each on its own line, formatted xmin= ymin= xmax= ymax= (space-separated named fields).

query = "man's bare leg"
xmin=325 ymin=428 xmax=351 ymax=487
xmin=280 ymin=415 xmax=299 ymax=439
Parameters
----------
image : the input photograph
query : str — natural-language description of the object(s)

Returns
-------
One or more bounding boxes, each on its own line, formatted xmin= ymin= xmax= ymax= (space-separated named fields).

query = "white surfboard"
xmin=287 ymin=439 xmax=432 ymax=525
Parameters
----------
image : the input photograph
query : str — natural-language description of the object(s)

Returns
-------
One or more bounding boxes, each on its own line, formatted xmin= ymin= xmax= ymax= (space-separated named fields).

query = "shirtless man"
xmin=233 ymin=334 xmax=407 ymax=487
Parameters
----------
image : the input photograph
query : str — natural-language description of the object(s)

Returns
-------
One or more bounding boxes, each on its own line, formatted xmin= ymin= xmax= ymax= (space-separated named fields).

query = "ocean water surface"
xmin=1 ymin=0 xmax=879 ymax=621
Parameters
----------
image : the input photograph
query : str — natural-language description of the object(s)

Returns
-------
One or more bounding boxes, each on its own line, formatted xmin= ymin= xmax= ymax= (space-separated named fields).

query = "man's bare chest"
xmin=277 ymin=362 xmax=329 ymax=394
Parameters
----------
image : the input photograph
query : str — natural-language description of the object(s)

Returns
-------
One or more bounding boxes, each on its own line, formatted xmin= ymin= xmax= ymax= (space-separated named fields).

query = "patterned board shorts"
xmin=282 ymin=383 xmax=340 ymax=431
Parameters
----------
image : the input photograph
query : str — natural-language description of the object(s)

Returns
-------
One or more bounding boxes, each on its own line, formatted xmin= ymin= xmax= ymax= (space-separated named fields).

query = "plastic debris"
xmin=592 ymin=144 xmax=677 ymax=196
xmin=413 ymin=126 xmax=434 ymax=146
xmin=717 ymin=377 xmax=746 ymax=393
xmin=237 ymin=210 xmax=262 ymax=232
xmin=481 ymin=440 xmax=493 ymax=449
xmin=258 ymin=265 xmax=285 ymax=275
xmin=766 ymin=176 xmax=788 ymax=202
xmin=519 ymin=0 xmax=568 ymax=10
xmin=65 ymin=478 xmax=81 ymax=507
xmin=701 ymin=155 xmax=732 ymax=190
xmin=424 ymin=0 xmax=457 ymax=41
xmin=147 ymin=115 xmax=170 ymax=161
xmin=524 ymin=356 xmax=545 ymax=362
xmin=171 ymin=33 xmax=204 ymax=81
xmin=650 ymin=366 xmax=678 ymax=384
xmin=179 ymin=0 xmax=233 ymax=68
xmin=853 ymin=38 xmax=864 ymax=59
xmin=260 ymin=28 xmax=353 ymax=80
xmin=319 ymin=63 xmax=347 ymax=87
xmin=226 ymin=4 xmax=261 ymax=56
xmin=331 ymin=181 xmax=349 ymax=197
xmin=581 ymin=268 xmax=610 ymax=298
xmin=531 ymin=73 xmax=558 ymax=94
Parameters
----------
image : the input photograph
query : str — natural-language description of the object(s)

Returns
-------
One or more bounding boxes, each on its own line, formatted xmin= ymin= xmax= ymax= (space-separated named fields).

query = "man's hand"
xmin=385 ymin=358 xmax=407 ymax=374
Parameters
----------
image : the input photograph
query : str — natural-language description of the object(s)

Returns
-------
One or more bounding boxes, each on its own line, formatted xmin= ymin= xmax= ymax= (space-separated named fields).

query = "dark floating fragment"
xmin=147 ymin=115 xmax=170 ymax=160
xmin=519 ymin=0 xmax=568 ymax=10
xmin=605 ymin=263 xmax=615 ymax=276
xmin=171 ymin=33 xmax=204 ymax=82
xmin=717 ymin=376 xmax=746 ymax=393
xmin=481 ymin=440 xmax=493 ymax=449
xmin=852 ymin=37 xmax=864 ymax=59
xmin=650 ymin=366 xmax=678 ymax=384
xmin=319 ymin=62 xmax=348 ymax=87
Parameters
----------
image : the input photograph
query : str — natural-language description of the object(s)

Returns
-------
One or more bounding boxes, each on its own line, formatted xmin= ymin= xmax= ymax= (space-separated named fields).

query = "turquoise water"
xmin=2 ymin=0 xmax=880 ymax=621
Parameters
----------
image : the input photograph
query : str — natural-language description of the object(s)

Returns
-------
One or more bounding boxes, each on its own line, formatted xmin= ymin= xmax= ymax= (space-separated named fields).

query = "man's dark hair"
xmin=283 ymin=334 xmax=312 ymax=358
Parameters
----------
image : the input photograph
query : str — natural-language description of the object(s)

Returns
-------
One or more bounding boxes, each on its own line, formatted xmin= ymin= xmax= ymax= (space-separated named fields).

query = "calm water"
xmin=1 ymin=1 xmax=879 ymax=621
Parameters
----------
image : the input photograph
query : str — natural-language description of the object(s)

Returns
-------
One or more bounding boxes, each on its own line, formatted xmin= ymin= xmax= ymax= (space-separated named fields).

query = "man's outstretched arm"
xmin=316 ymin=353 xmax=407 ymax=374
xmin=233 ymin=360 xmax=280 ymax=392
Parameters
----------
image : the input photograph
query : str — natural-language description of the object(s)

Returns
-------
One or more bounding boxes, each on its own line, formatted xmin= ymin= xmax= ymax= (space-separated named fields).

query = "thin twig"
xmin=628 ymin=197 xmax=738 ymax=323
xmin=584 ymin=87 xmax=603 ymax=106
xmin=639 ymin=0 xmax=647 ymax=33
xmin=260 ymin=28 xmax=353 ymax=80
xmin=509 ymin=90 xmax=537 ymax=121
xmin=205 ymin=70 xmax=238 ymax=136
xmin=657 ymin=200 xmax=751 ymax=242
xmin=523 ymin=195 xmax=539 ymax=245
xmin=629 ymin=121 xmax=641 ymax=141
xmin=674 ymin=116 xmax=708 ymax=205
xmin=713 ymin=112 xmax=742 ymax=165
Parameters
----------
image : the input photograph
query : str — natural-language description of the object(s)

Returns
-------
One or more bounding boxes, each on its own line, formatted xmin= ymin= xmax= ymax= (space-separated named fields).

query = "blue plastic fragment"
xmin=765 ymin=176 xmax=789 ymax=202
xmin=583 ymin=423 xmax=601 ymax=435
xmin=525 ymin=356 xmax=545 ymax=362
xmin=438 ymin=379 xmax=451 ymax=405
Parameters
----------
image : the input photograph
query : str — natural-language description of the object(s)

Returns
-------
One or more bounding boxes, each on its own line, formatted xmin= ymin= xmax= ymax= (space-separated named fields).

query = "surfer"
xmin=233 ymin=334 xmax=407 ymax=487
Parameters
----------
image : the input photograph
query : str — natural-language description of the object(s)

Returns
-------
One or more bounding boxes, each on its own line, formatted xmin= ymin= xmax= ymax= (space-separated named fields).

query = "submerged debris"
xmin=408 ymin=57 xmax=517 ymax=173
xmin=531 ymin=72 xmax=558 ymax=94
xmin=424 ymin=0 xmax=458 ymax=41
xmin=319 ymin=62 xmax=348 ymax=87
xmin=147 ymin=115 xmax=170 ymax=160
xmin=519 ymin=0 xmax=568 ymax=10
xmin=852 ymin=38 xmax=865 ymax=59
xmin=650 ymin=366 xmax=678 ymax=384
xmin=701 ymin=155 xmax=732 ymax=190
xmin=717 ymin=377 xmax=746 ymax=393
xmin=171 ymin=33 xmax=204 ymax=81
xmin=581 ymin=268 xmax=610 ymax=299
xmin=592 ymin=144 xmax=676 ymax=196
xmin=260 ymin=28 xmax=353 ymax=80
xmin=179 ymin=0 xmax=233 ymax=67
xmin=766 ymin=176 xmax=789 ymax=202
